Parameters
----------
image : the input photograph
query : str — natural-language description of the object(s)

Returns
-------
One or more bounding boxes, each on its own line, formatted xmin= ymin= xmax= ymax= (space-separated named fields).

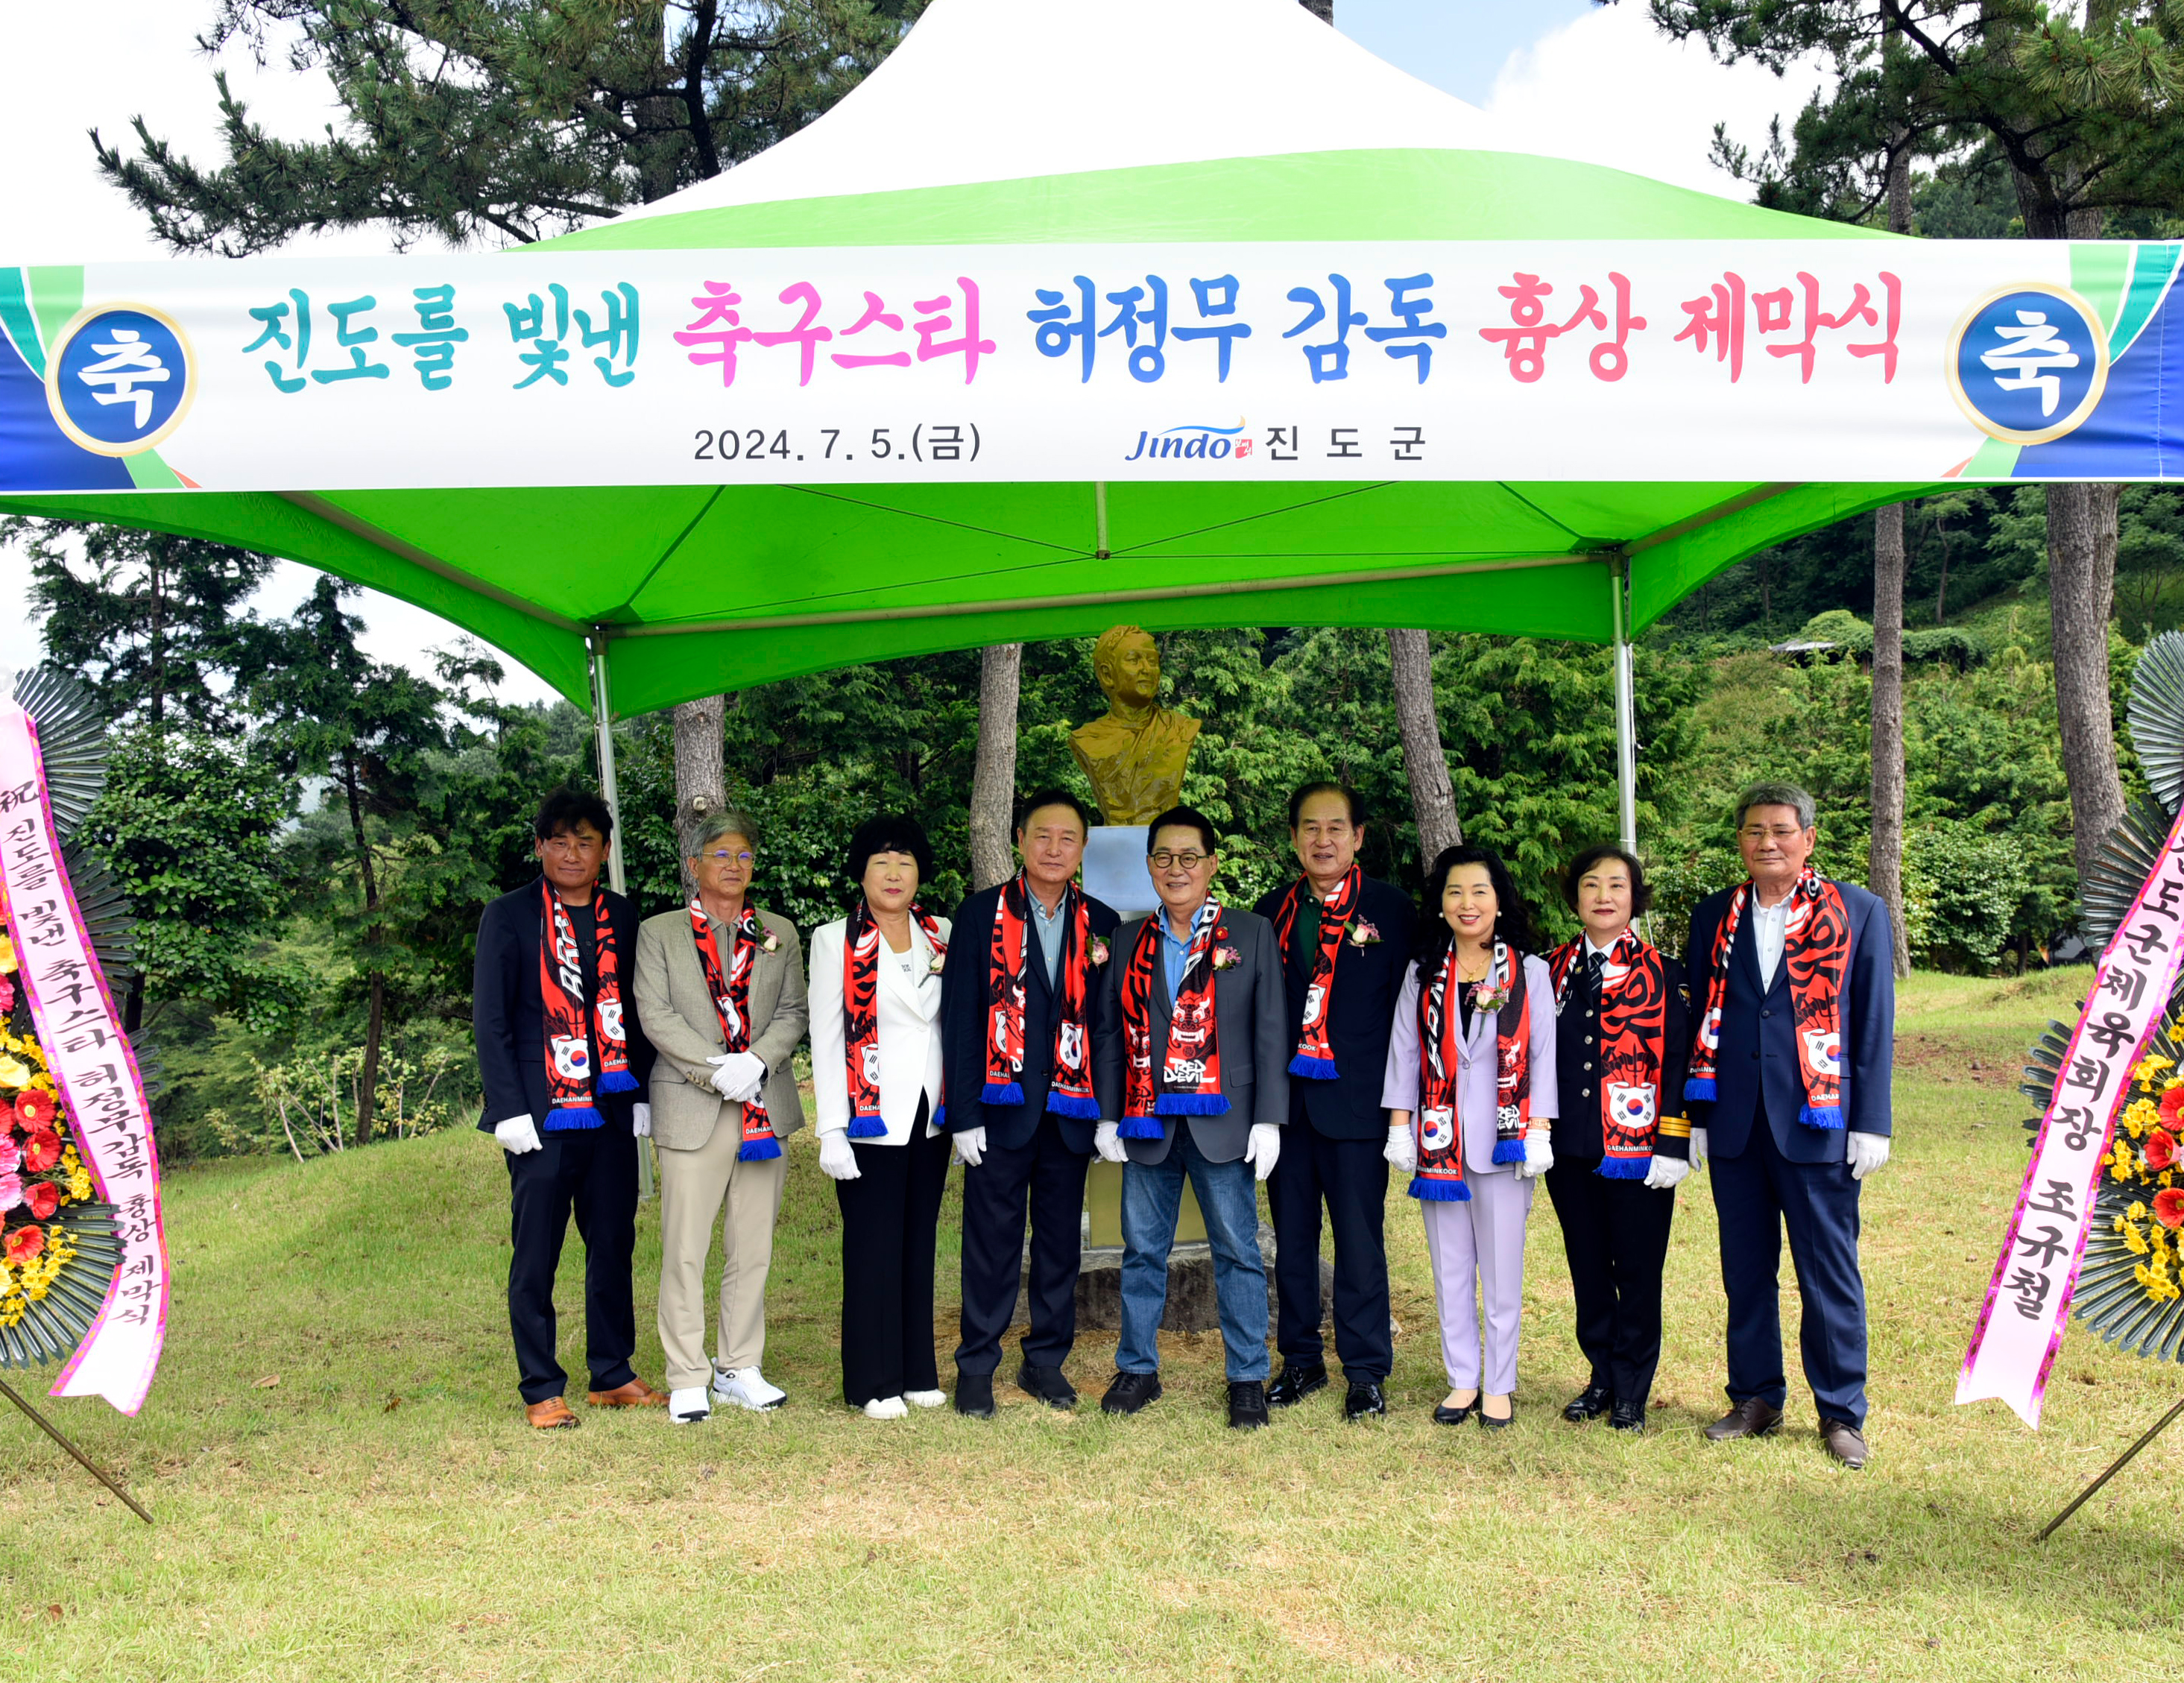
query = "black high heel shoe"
xmin=1433 ymin=1394 xmax=1477 ymax=1426
xmin=1478 ymin=1398 xmax=1515 ymax=1430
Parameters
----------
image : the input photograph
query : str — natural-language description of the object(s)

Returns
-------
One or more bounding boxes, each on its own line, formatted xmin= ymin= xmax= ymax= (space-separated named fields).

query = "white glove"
xmin=1848 ymin=1131 xmax=1891 ymax=1180
xmin=493 ymin=1115 xmax=542 ymax=1155
xmin=1245 ymin=1122 xmax=1282 ymax=1181
xmin=1642 ymin=1154 xmax=1690 ymax=1191
xmin=818 ymin=1132 xmax=862 ymax=1181
xmin=632 ymin=1102 xmax=652 ymax=1139
xmin=1383 ymin=1122 xmax=1416 ymax=1173
xmin=1518 ymin=1131 xmax=1554 ymax=1179
xmin=708 ymin=1051 xmax=766 ymax=1101
xmin=1093 ymin=1121 xmax=1129 ymax=1164
xmin=954 ymin=1125 xmax=988 ymax=1168
xmin=1688 ymin=1126 xmax=1709 ymax=1172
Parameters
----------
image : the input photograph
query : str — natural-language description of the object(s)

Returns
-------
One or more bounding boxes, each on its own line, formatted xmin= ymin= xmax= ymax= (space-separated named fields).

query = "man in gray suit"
xmin=632 ymin=809 xmax=809 ymax=1424
xmin=1093 ymin=805 xmax=1290 ymax=1428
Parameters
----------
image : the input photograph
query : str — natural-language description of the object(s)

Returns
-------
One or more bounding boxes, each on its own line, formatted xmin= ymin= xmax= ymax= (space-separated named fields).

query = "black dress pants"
xmin=1543 ymin=1153 xmax=1675 ymax=1406
xmin=506 ymin=1124 xmax=640 ymax=1405
xmin=1268 ymin=1123 xmax=1392 ymax=1380
xmin=835 ymin=1121 xmax=953 ymax=1406
xmin=955 ymin=1113 xmax=1093 ymax=1377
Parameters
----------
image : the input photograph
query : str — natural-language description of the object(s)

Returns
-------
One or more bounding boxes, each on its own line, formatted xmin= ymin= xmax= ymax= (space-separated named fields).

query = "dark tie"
xmin=1588 ymin=949 xmax=1608 ymax=1000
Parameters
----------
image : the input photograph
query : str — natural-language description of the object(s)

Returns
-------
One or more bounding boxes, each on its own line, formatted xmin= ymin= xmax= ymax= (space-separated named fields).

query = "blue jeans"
xmin=1117 ymin=1129 xmax=1270 ymax=1381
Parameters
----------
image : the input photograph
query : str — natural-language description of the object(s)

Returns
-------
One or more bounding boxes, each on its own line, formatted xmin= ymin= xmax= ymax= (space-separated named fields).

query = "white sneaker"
xmin=862 ymin=1395 xmax=909 ymax=1420
xmin=904 ymin=1389 xmax=946 ymax=1409
xmin=712 ymin=1366 xmax=787 ymax=1412
xmin=669 ymin=1386 xmax=711 ymax=1424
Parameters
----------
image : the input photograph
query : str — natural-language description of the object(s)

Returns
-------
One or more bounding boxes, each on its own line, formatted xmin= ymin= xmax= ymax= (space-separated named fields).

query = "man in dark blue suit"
xmin=1253 ymin=784 xmax=1415 ymax=1420
xmin=941 ymin=790 xmax=1121 ymax=1417
xmin=1683 ymin=782 xmax=1894 ymax=1469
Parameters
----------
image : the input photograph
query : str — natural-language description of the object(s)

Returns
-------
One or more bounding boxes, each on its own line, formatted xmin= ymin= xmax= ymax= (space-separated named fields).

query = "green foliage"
xmin=1903 ymin=821 xmax=2029 ymax=972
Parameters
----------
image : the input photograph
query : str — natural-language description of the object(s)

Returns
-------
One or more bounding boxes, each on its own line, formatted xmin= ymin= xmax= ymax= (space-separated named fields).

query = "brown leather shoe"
xmin=1704 ymin=1397 xmax=1784 ymax=1441
xmin=525 ymin=1396 xmax=580 ymax=1430
xmin=1820 ymin=1419 xmax=1869 ymax=1469
xmin=587 ymin=1377 xmax=669 ymax=1409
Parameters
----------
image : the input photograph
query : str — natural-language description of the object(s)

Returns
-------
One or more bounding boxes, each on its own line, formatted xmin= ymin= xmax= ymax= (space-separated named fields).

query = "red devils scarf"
xmin=1549 ymin=929 xmax=1667 ymax=1180
xmin=1408 ymin=941 xmax=1530 ymax=1202
xmin=1271 ymin=865 xmax=1360 ymax=1081
xmin=690 ymin=900 xmax=780 ymax=1162
xmin=537 ymin=879 xmax=637 ymax=1130
xmin=1117 ymin=902 xmax=1231 ymax=1137
xmin=843 ymin=898 xmax=949 ymax=1138
xmin=982 ymin=876 xmax=1099 ymax=1120
xmin=1685 ymin=868 xmax=1851 ymax=1130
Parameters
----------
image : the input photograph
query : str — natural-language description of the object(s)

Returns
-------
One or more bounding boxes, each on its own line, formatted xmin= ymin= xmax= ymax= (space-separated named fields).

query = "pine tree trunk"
xmin=344 ymin=748 xmax=383 ymax=1148
xmin=1869 ymin=504 xmax=1913 ymax=979
xmin=672 ymin=695 xmax=728 ymax=896
xmin=968 ymin=643 xmax=1023 ymax=890
xmin=1387 ymin=629 xmax=1462 ymax=864
xmin=2048 ymin=480 xmax=2126 ymax=888
xmin=1298 ymin=0 xmax=1334 ymax=19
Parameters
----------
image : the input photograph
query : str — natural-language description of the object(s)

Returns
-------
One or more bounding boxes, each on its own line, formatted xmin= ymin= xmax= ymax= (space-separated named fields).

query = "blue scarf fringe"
xmin=932 ymin=1102 xmax=947 ymax=1131
xmin=1491 ymin=1138 xmax=1527 ymax=1165
xmin=1596 ymin=1156 xmax=1649 ymax=1180
xmin=1799 ymin=1102 xmax=1846 ymax=1131
xmin=738 ymin=1136 xmax=783 ymax=1162
xmin=846 ymin=1114 xmax=887 ymax=1139
xmin=1409 ymin=1175 xmax=1471 ymax=1202
xmin=1287 ymin=1053 xmax=1340 ymax=1081
xmin=598 ymin=1070 xmax=640 ymax=1093
xmin=1118 ymin=1114 xmax=1164 ymax=1140
xmin=1684 ymin=1076 xmax=1717 ymax=1103
xmin=543 ymin=1105 xmax=603 ymax=1131
xmin=1155 ymin=1093 xmax=1231 ymax=1117
xmin=1046 ymin=1092 xmax=1102 ymax=1120
xmin=982 ymin=1080 xmax=1025 ymax=1107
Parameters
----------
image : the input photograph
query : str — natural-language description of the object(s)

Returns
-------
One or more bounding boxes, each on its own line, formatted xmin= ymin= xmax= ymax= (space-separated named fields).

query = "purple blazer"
xmin=1380 ymin=953 xmax=1560 ymax=1177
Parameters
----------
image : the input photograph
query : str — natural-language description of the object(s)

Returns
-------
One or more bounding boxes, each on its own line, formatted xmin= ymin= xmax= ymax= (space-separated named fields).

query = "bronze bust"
xmin=1069 ymin=625 xmax=1200 ymax=826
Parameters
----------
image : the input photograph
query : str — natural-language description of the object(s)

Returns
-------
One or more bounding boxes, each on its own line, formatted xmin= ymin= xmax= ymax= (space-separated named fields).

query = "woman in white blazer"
xmin=809 ymin=814 xmax=953 ymax=1418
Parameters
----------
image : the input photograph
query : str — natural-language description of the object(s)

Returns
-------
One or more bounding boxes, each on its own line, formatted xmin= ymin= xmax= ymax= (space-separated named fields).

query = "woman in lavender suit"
xmin=1382 ymin=846 xmax=1557 ymax=1430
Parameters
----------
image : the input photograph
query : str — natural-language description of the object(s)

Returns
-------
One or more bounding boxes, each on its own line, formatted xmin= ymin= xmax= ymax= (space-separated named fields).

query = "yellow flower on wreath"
xmin=2109 ymin=1137 xmax=2139 ymax=1181
xmin=2124 ymin=1097 xmax=2159 ymax=1138
xmin=2134 ymin=1054 xmax=2176 ymax=1087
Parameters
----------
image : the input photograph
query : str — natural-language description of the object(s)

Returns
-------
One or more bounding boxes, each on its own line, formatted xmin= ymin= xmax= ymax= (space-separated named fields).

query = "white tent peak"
xmin=622 ymin=0 xmax=1502 ymax=221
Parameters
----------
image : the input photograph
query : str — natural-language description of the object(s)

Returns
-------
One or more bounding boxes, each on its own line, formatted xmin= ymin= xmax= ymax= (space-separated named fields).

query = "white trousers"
xmin=1420 ymin=1171 xmax=1534 ymax=1394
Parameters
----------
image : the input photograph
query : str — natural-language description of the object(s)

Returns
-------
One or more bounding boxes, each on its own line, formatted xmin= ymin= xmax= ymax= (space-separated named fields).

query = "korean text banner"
xmin=1 ymin=240 xmax=2178 ymax=495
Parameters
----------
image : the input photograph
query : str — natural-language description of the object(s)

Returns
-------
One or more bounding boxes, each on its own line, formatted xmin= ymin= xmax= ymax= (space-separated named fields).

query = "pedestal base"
xmin=1013 ymin=1224 xmax=1336 ymax=1335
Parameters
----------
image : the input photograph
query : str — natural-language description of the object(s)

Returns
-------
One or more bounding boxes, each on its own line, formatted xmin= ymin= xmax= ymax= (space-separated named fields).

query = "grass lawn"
xmin=10 ymin=970 xmax=2182 ymax=1679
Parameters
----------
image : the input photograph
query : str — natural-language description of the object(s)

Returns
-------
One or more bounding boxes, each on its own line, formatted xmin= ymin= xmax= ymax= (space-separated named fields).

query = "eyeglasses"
xmin=698 ymin=850 xmax=754 ymax=866
xmin=1738 ymin=826 xmax=1808 ymax=842
xmin=1150 ymin=850 xmax=1211 ymax=871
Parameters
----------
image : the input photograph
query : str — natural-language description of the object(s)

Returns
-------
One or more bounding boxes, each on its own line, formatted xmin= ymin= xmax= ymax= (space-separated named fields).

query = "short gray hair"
xmin=1734 ymin=781 xmax=1816 ymax=833
xmin=685 ymin=806 xmax=760 ymax=858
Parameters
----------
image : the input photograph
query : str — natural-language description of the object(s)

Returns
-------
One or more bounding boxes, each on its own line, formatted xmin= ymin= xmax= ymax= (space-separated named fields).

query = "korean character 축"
xmin=675 ymin=282 xmax=755 ymax=388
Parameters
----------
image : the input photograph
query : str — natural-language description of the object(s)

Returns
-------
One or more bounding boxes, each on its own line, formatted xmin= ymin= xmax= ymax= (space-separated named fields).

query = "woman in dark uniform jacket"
xmin=1541 ymin=844 xmax=1691 ymax=1435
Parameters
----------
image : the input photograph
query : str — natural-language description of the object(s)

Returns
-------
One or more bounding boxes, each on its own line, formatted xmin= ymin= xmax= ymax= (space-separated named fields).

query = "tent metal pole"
xmin=1609 ymin=555 xmax=1638 ymax=853
xmin=587 ymin=631 xmax=652 ymax=1200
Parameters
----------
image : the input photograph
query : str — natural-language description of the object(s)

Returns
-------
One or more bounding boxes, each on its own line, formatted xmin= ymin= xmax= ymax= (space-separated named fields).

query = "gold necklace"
xmin=1454 ymin=947 xmax=1494 ymax=982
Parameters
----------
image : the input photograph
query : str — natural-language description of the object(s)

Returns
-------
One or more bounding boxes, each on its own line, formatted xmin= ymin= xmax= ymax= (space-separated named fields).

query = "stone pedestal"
xmin=1016 ymin=1222 xmax=1334 ymax=1335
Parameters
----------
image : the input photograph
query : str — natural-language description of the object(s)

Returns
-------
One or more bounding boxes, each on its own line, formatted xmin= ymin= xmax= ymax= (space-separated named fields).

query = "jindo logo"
xmin=1946 ymin=285 xmax=2109 ymax=446
xmin=1122 ymin=422 xmax=1249 ymax=462
xmin=44 ymin=303 xmax=195 ymax=456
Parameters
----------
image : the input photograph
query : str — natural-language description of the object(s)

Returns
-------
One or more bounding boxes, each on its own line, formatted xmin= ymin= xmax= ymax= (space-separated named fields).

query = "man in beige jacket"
xmin=633 ymin=808 xmax=809 ymax=1424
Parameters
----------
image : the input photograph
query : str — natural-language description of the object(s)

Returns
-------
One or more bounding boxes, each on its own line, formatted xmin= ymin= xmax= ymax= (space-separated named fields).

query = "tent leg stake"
xmin=587 ymin=634 xmax=653 ymax=1203
xmin=2038 ymin=1394 xmax=2184 ymax=1541
xmin=0 ymin=1377 xmax=152 ymax=1525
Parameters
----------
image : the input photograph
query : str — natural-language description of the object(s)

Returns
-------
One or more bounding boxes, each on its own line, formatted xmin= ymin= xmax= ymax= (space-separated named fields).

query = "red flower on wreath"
xmin=0 ymin=1102 xmax=19 ymax=1137
xmin=2155 ymin=1188 xmax=2184 ymax=1231
xmin=22 ymin=1182 xmax=57 ymax=1220
xmin=2147 ymin=1128 xmax=2180 ymax=1172
xmin=3 ymin=1225 xmax=43 ymax=1265
xmin=13 ymin=1091 xmax=54 ymax=1131
xmin=20 ymin=1131 xmax=59 ymax=1175
xmin=2162 ymin=1086 xmax=2184 ymax=1128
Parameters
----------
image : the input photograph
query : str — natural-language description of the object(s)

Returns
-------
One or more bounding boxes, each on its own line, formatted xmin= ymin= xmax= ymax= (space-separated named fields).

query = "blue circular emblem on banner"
xmin=1947 ymin=285 xmax=2108 ymax=446
xmin=43 ymin=304 xmax=195 ymax=457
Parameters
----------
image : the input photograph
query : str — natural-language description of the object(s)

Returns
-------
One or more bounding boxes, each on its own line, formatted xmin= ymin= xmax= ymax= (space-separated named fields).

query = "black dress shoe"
xmin=1266 ymin=1361 xmax=1329 ymax=1408
xmin=953 ymin=1371 xmax=996 ymax=1418
xmin=1228 ymin=1380 xmax=1269 ymax=1430
xmin=1609 ymin=1398 xmax=1646 ymax=1434
xmin=1562 ymin=1382 xmax=1613 ymax=1423
xmin=1016 ymin=1362 xmax=1078 ymax=1409
xmin=1343 ymin=1379 xmax=1386 ymax=1420
xmin=1478 ymin=1398 xmax=1514 ymax=1430
xmin=1432 ymin=1398 xmax=1475 ymax=1426
xmin=1100 ymin=1371 xmax=1163 ymax=1415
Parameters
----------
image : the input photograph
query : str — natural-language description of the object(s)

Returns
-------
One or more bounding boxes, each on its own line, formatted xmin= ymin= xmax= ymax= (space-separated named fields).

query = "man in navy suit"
xmin=1253 ymin=784 xmax=1414 ymax=1419
xmin=1683 ymin=781 xmax=1894 ymax=1469
xmin=941 ymin=790 xmax=1121 ymax=1418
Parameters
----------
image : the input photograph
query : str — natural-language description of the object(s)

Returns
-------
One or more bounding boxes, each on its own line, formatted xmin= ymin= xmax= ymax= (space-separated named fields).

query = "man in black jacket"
xmin=1252 ymin=784 xmax=1415 ymax=1419
xmin=472 ymin=788 xmax=664 ymax=1428
xmin=942 ymin=790 xmax=1120 ymax=1417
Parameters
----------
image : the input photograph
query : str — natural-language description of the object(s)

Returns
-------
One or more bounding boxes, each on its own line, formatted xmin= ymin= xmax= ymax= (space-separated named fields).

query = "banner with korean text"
xmin=0 ymin=702 xmax=167 ymax=1416
xmin=1957 ymin=802 xmax=2184 ymax=1427
xmin=2 ymin=239 xmax=2180 ymax=496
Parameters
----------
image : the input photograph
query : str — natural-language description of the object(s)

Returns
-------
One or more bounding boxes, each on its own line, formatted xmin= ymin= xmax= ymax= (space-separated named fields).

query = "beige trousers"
xmin=655 ymin=1108 xmax=789 ymax=1390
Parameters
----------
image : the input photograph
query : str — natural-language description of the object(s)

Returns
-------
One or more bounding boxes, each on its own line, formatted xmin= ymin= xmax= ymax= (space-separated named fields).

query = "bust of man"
xmin=1068 ymin=625 xmax=1201 ymax=827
